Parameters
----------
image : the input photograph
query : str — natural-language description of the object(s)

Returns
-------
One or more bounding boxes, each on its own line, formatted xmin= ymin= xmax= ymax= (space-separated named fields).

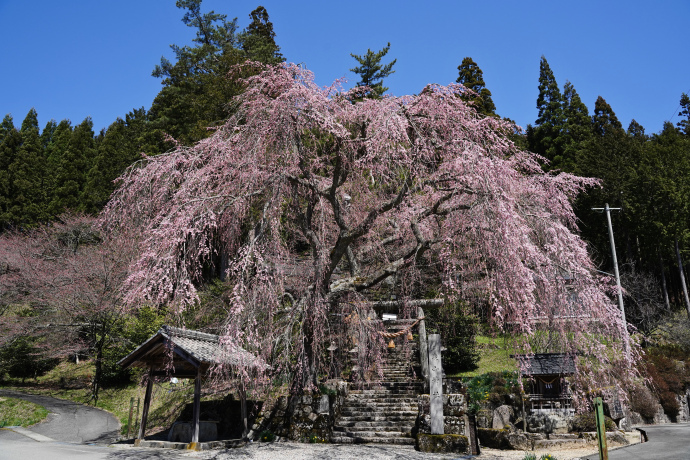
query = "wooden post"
xmin=135 ymin=397 xmax=140 ymax=436
xmin=126 ymin=397 xmax=134 ymax=439
xmin=595 ymin=397 xmax=608 ymax=460
xmin=189 ymin=367 xmax=201 ymax=449
xmin=136 ymin=373 xmax=153 ymax=445
xmin=468 ymin=413 xmax=480 ymax=455
xmin=417 ymin=307 xmax=429 ymax=390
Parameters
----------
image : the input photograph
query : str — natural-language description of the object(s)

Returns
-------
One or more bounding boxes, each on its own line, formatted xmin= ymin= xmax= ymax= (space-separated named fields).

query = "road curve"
xmin=582 ymin=423 xmax=690 ymax=460
xmin=0 ymin=389 xmax=120 ymax=444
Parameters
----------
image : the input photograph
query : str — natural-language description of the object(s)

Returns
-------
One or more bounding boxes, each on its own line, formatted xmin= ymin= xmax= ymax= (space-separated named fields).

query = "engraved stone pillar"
xmin=418 ymin=307 xmax=429 ymax=386
xmin=428 ymin=333 xmax=444 ymax=434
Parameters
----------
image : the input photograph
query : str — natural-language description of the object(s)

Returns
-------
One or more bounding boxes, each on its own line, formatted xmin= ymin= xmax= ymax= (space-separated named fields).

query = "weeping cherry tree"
xmin=102 ymin=63 xmax=638 ymax=403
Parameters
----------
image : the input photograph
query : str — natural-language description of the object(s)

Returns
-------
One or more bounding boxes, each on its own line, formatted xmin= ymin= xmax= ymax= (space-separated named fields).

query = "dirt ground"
xmin=478 ymin=431 xmax=642 ymax=460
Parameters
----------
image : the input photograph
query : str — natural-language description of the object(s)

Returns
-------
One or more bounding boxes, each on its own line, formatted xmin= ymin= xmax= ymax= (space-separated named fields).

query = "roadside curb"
xmin=1 ymin=426 xmax=55 ymax=442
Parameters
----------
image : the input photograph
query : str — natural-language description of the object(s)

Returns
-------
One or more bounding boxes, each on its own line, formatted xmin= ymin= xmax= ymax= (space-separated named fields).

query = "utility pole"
xmin=592 ymin=204 xmax=628 ymax=352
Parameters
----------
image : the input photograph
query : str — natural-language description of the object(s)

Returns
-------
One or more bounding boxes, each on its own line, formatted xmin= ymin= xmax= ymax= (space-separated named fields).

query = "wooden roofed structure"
xmin=514 ymin=353 xmax=577 ymax=413
xmin=118 ymin=326 xmax=263 ymax=448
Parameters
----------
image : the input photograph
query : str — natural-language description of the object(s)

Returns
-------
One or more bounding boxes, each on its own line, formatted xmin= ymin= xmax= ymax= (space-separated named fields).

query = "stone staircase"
xmin=331 ymin=319 xmax=424 ymax=445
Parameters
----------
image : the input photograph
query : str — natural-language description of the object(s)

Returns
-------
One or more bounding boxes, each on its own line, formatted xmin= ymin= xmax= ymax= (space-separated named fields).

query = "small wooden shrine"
xmin=118 ymin=326 xmax=262 ymax=449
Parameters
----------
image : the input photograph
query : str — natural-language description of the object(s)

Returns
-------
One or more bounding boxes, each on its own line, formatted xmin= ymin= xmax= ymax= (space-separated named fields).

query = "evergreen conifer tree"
xmin=350 ymin=42 xmax=397 ymax=98
xmin=592 ymin=96 xmax=623 ymax=136
xmin=678 ymin=92 xmax=690 ymax=136
xmin=83 ymin=118 xmax=140 ymax=213
xmin=627 ymin=119 xmax=646 ymax=142
xmin=527 ymin=56 xmax=565 ymax=168
xmin=49 ymin=117 xmax=94 ymax=215
xmin=456 ymin=57 xmax=496 ymax=116
xmin=240 ymin=6 xmax=283 ymax=64
xmin=10 ymin=109 xmax=48 ymax=225
xmin=560 ymin=80 xmax=592 ymax=171
xmin=0 ymin=115 xmax=20 ymax=228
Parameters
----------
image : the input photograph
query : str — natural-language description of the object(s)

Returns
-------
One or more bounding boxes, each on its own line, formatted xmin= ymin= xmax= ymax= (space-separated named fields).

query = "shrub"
xmin=259 ymin=429 xmax=276 ymax=442
xmin=464 ymin=371 xmax=519 ymax=414
xmin=643 ymin=348 xmax=687 ymax=419
xmin=570 ymin=412 xmax=616 ymax=432
xmin=629 ymin=385 xmax=658 ymax=420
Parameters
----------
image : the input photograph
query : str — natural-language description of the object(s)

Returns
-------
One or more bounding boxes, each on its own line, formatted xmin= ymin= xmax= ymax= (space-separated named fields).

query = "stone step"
xmin=334 ymin=424 xmax=414 ymax=432
xmin=330 ymin=435 xmax=416 ymax=445
xmin=339 ymin=409 xmax=418 ymax=417
xmin=337 ymin=414 xmax=418 ymax=423
xmin=335 ymin=430 xmax=412 ymax=439
xmin=335 ymin=423 xmax=415 ymax=431
xmin=348 ymin=389 xmax=419 ymax=395
xmin=345 ymin=401 xmax=417 ymax=407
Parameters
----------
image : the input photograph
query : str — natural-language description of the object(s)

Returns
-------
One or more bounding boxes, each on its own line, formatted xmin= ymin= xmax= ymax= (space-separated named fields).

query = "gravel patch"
xmin=183 ymin=442 xmax=604 ymax=460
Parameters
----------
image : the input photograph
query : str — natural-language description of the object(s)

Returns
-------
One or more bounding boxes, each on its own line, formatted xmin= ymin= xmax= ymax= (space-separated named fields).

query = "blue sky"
xmin=1 ymin=0 xmax=688 ymax=136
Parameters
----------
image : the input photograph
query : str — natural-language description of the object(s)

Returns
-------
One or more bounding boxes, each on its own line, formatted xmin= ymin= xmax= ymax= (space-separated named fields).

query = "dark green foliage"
xmin=240 ymin=6 xmax=283 ymax=65
xmin=425 ymin=302 xmax=480 ymax=374
xmin=627 ymin=119 xmax=646 ymax=141
xmin=464 ymin=371 xmax=519 ymax=414
xmin=677 ymin=93 xmax=690 ymax=135
xmin=573 ymin=97 xmax=642 ymax=268
xmin=150 ymin=1 xmax=282 ymax=145
xmin=527 ymin=56 xmax=565 ymax=169
xmin=9 ymin=109 xmax=49 ymax=225
xmin=99 ymin=306 xmax=167 ymax=385
xmin=350 ymin=42 xmax=397 ymax=98
xmin=0 ymin=337 xmax=57 ymax=381
xmin=591 ymin=96 xmax=623 ymax=137
xmin=259 ymin=429 xmax=276 ymax=442
xmin=49 ymin=118 xmax=94 ymax=215
xmin=560 ymin=81 xmax=591 ymax=171
xmin=0 ymin=115 xmax=20 ymax=228
xmin=82 ymin=114 xmax=150 ymax=213
xmin=456 ymin=57 xmax=496 ymax=116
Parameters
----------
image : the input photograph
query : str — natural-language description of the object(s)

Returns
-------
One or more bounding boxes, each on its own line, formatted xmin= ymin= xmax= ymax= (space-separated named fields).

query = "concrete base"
xmin=135 ymin=439 xmax=245 ymax=450
xmin=416 ymin=433 xmax=469 ymax=454
xmin=167 ymin=421 xmax=218 ymax=442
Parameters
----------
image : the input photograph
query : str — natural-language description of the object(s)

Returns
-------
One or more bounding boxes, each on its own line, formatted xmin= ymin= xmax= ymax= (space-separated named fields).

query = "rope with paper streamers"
xmin=378 ymin=317 xmax=425 ymax=340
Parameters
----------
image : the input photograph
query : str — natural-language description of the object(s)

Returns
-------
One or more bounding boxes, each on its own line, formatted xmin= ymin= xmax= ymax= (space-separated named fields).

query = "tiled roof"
xmin=118 ymin=325 xmax=265 ymax=371
xmin=160 ymin=326 xmax=262 ymax=368
xmin=514 ymin=353 xmax=576 ymax=376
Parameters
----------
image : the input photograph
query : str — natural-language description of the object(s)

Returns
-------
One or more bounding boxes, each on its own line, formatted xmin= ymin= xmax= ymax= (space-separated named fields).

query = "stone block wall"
xmin=417 ymin=393 xmax=468 ymax=435
xmin=248 ymin=392 xmax=343 ymax=442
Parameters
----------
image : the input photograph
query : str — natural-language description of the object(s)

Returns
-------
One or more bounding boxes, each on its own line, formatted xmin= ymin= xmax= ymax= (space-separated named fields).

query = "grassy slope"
xmin=1 ymin=360 xmax=195 ymax=437
xmin=453 ymin=335 xmax=519 ymax=378
xmin=0 ymin=397 xmax=49 ymax=427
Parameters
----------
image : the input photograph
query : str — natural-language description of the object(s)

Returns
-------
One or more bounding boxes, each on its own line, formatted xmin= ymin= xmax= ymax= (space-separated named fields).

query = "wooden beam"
xmin=367 ymin=299 xmax=444 ymax=310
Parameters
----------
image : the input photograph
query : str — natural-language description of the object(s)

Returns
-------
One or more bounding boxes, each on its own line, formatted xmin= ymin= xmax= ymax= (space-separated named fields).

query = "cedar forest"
xmin=1 ymin=1 xmax=690 ymax=416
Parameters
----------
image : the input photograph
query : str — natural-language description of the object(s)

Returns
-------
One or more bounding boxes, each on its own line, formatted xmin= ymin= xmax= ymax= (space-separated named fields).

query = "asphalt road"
xmin=0 ymin=389 xmax=121 ymax=444
xmin=0 ymin=390 xmax=190 ymax=460
xmin=582 ymin=423 xmax=690 ymax=460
